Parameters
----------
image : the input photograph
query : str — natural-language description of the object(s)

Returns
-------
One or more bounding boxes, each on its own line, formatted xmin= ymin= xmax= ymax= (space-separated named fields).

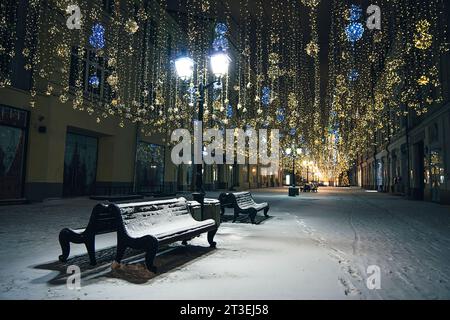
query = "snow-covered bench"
xmin=110 ymin=198 xmax=218 ymax=273
xmin=58 ymin=199 xmax=216 ymax=269
xmin=219 ymin=192 xmax=269 ymax=224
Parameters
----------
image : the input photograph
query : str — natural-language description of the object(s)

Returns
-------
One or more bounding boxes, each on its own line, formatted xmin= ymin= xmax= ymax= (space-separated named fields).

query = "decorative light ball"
xmin=301 ymin=0 xmax=319 ymax=9
xmin=262 ymin=87 xmax=271 ymax=107
xmin=270 ymin=33 xmax=280 ymax=44
xmin=22 ymin=48 xmax=30 ymax=57
xmin=56 ymin=44 xmax=70 ymax=58
xmin=417 ymin=75 xmax=430 ymax=86
xmin=349 ymin=5 xmax=362 ymax=21
xmin=227 ymin=105 xmax=233 ymax=118
xmin=373 ymin=31 xmax=383 ymax=43
xmin=346 ymin=22 xmax=364 ymax=43
xmin=125 ymin=19 xmax=139 ymax=34
xmin=277 ymin=108 xmax=286 ymax=123
xmin=213 ymin=36 xmax=229 ymax=51
xmin=107 ymin=57 xmax=117 ymax=68
xmin=348 ymin=69 xmax=359 ymax=81
xmin=45 ymin=85 xmax=53 ymax=95
xmin=59 ymin=94 xmax=68 ymax=103
xmin=269 ymin=52 xmax=280 ymax=65
xmin=89 ymin=75 xmax=100 ymax=88
xmin=137 ymin=8 xmax=148 ymax=21
xmin=306 ymin=41 xmax=319 ymax=58
xmin=414 ymin=20 xmax=432 ymax=50
xmin=215 ymin=23 xmax=228 ymax=36
xmin=107 ymin=74 xmax=118 ymax=87
xmin=89 ymin=23 xmax=105 ymax=49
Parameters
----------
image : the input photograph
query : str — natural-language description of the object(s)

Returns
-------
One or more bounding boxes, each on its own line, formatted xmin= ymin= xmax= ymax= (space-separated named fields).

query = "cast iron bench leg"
xmin=85 ymin=234 xmax=97 ymax=266
xmin=143 ymin=236 xmax=159 ymax=273
xmin=264 ymin=207 xmax=270 ymax=217
xmin=59 ymin=228 xmax=84 ymax=263
xmin=58 ymin=228 xmax=72 ymax=263
xmin=115 ymin=232 xmax=128 ymax=265
xmin=233 ymin=209 xmax=239 ymax=223
xmin=249 ymin=209 xmax=257 ymax=224
xmin=208 ymin=228 xmax=218 ymax=248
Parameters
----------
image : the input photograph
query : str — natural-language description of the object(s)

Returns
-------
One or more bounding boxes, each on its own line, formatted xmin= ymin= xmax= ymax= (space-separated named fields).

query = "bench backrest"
xmin=219 ymin=193 xmax=233 ymax=206
xmin=86 ymin=204 xmax=119 ymax=235
xmin=233 ymin=192 xmax=256 ymax=208
xmin=114 ymin=198 xmax=192 ymax=237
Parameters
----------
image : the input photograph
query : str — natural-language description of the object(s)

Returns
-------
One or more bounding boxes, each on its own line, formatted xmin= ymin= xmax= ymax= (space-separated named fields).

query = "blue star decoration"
xmin=89 ymin=23 xmax=105 ymax=49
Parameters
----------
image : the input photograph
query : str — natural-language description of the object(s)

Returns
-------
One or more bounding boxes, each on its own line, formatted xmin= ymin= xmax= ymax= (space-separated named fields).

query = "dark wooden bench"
xmin=219 ymin=191 xmax=269 ymax=224
xmin=110 ymin=198 xmax=218 ymax=272
xmin=58 ymin=198 xmax=215 ymax=270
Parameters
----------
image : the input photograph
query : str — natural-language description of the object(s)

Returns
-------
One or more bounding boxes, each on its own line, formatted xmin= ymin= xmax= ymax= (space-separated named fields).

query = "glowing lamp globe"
xmin=210 ymin=51 xmax=231 ymax=78
xmin=175 ymin=56 xmax=194 ymax=81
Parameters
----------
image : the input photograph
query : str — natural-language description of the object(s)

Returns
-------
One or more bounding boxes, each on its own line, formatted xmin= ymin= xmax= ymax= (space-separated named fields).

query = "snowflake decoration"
xmin=89 ymin=23 xmax=105 ymax=49
xmin=346 ymin=22 xmax=364 ymax=43
xmin=89 ymin=75 xmax=100 ymax=88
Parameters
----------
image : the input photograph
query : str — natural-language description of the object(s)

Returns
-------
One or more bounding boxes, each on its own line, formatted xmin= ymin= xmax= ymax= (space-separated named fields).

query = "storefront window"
xmin=0 ymin=106 xmax=28 ymax=200
xmin=63 ymin=133 xmax=98 ymax=197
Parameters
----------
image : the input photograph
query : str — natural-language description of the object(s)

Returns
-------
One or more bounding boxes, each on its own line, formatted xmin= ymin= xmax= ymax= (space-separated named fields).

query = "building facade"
xmin=0 ymin=0 xmax=281 ymax=202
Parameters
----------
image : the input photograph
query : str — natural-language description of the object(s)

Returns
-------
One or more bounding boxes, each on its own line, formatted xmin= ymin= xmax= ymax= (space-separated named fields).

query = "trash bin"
xmin=188 ymin=199 xmax=221 ymax=227
xmin=289 ymin=187 xmax=300 ymax=197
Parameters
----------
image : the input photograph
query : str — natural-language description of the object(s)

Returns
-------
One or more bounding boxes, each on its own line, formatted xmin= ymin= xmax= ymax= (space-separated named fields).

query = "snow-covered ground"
xmin=0 ymin=187 xmax=449 ymax=300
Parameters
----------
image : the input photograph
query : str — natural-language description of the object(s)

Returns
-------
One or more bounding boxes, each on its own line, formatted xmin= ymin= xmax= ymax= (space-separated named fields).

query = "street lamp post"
xmin=286 ymin=147 xmax=302 ymax=197
xmin=303 ymin=160 xmax=313 ymax=183
xmin=175 ymin=49 xmax=231 ymax=216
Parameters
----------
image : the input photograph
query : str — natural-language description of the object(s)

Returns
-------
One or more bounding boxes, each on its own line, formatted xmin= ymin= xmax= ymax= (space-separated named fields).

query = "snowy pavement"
xmin=0 ymin=187 xmax=449 ymax=300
